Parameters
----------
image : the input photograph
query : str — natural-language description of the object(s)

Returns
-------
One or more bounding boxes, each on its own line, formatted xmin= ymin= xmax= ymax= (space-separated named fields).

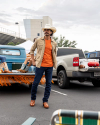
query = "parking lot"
xmin=0 ymin=80 xmax=100 ymax=125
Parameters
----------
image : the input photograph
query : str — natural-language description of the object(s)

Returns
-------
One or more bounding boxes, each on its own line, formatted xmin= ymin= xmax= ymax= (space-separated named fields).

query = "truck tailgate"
xmin=79 ymin=58 xmax=99 ymax=71
xmin=0 ymin=73 xmax=46 ymax=86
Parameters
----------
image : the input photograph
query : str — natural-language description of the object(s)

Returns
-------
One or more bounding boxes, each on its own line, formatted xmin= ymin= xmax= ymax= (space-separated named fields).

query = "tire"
xmin=12 ymin=83 xmax=20 ymax=87
xmin=57 ymin=70 xmax=70 ymax=89
xmin=92 ymin=79 xmax=100 ymax=87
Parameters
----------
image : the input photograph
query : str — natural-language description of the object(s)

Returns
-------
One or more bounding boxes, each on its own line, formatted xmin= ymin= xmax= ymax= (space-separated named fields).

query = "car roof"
xmin=58 ymin=47 xmax=82 ymax=50
xmin=85 ymin=51 xmax=100 ymax=54
xmin=0 ymin=45 xmax=25 ymax=50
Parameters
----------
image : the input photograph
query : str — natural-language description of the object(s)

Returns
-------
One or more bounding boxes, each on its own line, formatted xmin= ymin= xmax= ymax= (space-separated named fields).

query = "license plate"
xmin=94 ymin=72 xmax=100 ymax=76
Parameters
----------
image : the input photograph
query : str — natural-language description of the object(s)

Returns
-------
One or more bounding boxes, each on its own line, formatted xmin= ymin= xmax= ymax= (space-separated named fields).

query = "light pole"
xmin=15 ymin=22 xmax=20 ymax=38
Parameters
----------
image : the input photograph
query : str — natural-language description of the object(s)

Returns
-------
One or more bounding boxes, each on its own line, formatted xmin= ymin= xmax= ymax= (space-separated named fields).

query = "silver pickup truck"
xmin=52 ymin=47 xmax=100 ymax=89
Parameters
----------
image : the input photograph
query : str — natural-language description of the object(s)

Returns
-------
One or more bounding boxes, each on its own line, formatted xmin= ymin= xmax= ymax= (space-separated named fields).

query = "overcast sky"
xmin=0 ymin=0 xmax=100 ymax=51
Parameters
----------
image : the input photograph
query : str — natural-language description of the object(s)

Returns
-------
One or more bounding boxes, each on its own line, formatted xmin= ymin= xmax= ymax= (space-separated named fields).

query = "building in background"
xmin=24 ymin=16 xmax=52 ymax=41
xmin=0 ymin=27 xmax=26 ymax=45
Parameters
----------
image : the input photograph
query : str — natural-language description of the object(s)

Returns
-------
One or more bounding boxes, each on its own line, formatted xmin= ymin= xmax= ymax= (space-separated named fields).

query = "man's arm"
xmin=30 ymin=40 xmax=37 ymax=66
xmin=31 ymin=54 xmax=36 ymax=66
xmin=55 ymin=42 xmax=57 ymax=56
xmin=30 ymin=39 xmax=37 ymax=55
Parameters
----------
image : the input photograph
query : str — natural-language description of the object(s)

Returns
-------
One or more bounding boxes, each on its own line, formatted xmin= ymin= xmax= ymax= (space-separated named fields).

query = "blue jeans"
xmin=0 ymin=56 xmax=6 ymax=63
xmin=31 ymin=67 xmax=53 ymax=102
xmin=33 ymin=66 xmax=36 ymax=73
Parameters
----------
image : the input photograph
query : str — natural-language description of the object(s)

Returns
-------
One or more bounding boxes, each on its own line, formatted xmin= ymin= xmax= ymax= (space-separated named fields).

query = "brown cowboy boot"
xmin=17 ymin=63 xmax=26 ymax=72
xmin=43 ymin=102 xmax=49 ymax=109
xmin=3 ymin=70 xmax=12 ymax=73
xmin=20 ymin=69 xmax=28 ymax=73
xmin=30 ymin=100 xmax=35 ymax=107
xmin=3 ymin=62 xmax=12 ymax=73
xmin=17 ymin=69 xmax=22 ymax=72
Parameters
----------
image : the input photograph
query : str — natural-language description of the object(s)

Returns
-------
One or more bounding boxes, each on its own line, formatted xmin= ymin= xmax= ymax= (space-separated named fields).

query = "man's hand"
xmin=32 ymin=61 xmax=36 ymax=66
xmin=31 ymin=54 xmax=36 ymax=66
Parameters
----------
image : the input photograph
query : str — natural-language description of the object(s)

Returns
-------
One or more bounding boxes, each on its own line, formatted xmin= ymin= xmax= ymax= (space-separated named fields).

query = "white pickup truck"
xmin=52 ymin=47 xmax=100 ymax=89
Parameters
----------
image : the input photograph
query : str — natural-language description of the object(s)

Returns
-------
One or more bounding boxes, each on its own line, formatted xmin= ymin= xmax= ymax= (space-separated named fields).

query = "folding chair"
xmin=80 ymin=110 xmax=100 ymax=125
xmin=50 ymin=109 xmax=78 ymax=125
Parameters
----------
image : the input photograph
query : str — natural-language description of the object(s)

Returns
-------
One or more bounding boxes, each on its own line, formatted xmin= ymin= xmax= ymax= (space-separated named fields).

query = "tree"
xmin=16 ymin=42 xmax=20 ymax=45
xmin=84 ymin=50 xmax=89 ymax=53
xmin=53 ymin=36 xmax=65 ymax=47
xmin=63 ymin=40 xmax=77 ymax=47
xmin=7 ymin=42 xmax=20 ymax=46
xmin=53 ymin=36 xmax=59 ymax=46
xmin=53 ymin=35 xmax=77 ymax=48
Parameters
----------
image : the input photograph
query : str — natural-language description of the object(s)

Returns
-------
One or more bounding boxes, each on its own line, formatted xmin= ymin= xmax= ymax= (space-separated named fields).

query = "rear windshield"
xmin=57 ymin=48 xmax=85 ymax=58
xmin=0 ymin=49 xmax=20 ymax=56
xmin=90 ymin=53 xmax=96 ymax=57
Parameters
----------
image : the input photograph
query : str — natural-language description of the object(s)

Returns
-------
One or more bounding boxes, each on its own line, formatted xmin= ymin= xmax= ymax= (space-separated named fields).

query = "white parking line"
xmin=39 ymin=85 xmax=67 ymax=96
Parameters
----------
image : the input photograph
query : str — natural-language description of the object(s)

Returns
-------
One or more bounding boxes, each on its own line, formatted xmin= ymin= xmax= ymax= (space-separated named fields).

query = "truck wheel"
xmin=57 ymin=70 xmax=70 ymax=89
xmin=92 ymin=79 xmax=100 ymax=87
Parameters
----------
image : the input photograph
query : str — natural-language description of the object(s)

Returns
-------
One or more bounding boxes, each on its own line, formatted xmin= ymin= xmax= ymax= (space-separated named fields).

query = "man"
xmin=17 ymin=38 xmax=37 ymax=73
xmin=30 ymin=24 xmax=57 ymax=109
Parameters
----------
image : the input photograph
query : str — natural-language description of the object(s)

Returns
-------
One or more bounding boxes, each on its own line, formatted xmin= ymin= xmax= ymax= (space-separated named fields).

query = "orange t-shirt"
xmin=41 ymin=39 xmax=53 ymax=67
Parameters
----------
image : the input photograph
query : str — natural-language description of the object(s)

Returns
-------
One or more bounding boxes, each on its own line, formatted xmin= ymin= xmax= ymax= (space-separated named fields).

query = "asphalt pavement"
xmin=0 ymin=81 xmax=100 ymax=125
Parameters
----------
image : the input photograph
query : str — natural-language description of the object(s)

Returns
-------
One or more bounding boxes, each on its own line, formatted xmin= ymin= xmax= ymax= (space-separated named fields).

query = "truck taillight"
xmin=73 ymin=57 xmax=79 ymax=66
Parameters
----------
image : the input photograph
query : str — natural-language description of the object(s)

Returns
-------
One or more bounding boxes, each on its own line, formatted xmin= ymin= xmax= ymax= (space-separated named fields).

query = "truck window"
xmin=97 ymin=52 xmax=100 ymax=57
xmin=89 ymin=53 xmax=96 ymax=58
xmin=0 ymin=49 xmax=20 ymax=56
xmin=57 ymin=48 xmax=85 ymax=58
xmin=85 ymin=54 xmax=88 ymax=58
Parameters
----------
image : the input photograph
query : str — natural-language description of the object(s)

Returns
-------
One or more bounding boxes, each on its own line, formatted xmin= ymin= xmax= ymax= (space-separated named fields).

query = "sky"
xmin=0 ymin=0 xmax=100 ymax=52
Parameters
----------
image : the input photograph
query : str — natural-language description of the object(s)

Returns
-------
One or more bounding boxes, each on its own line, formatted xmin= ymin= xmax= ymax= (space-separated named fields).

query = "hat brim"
xmin=42 ymin=27 xmax=56 ymax=33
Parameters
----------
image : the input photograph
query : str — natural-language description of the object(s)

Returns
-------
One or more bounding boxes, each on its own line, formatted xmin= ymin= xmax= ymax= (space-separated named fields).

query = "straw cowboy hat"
xmin=42 ymin=24 xmax=56 ymax=33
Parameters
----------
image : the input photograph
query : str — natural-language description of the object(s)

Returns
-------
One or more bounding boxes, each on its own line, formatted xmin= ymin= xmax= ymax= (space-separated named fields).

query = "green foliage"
xmin=7 ymin=42 xmax=20 ymax=46
xmin=53 ymin=35 xmax=77 ymax=48
xmin=16 ymin=42 xmax=20 ymax=45
xmin=84 ymin=50 xmax=89 ymax=53
xmin=63 ymin=40 xmax=77 ymax=47
xmin=7 ymin=42 xmax=15 ymax=46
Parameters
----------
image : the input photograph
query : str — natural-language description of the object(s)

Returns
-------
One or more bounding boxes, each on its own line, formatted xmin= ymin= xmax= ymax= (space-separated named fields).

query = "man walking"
xmin=30 ymin=24 xmax=57 ymax=108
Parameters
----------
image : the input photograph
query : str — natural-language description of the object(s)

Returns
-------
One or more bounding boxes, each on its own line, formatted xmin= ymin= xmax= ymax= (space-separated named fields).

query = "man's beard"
xmin=45 ymin=33 xmax=49 ymax=36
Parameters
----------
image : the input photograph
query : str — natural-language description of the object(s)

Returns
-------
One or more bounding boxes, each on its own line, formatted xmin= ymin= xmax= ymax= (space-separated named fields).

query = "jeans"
xmin=33 ymin=66 xmax=36 ymax=73
xmin=31 ymin=67 xmax=53 ymax=102
xmin=0 ymin=56 xmax=6 ymax=63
